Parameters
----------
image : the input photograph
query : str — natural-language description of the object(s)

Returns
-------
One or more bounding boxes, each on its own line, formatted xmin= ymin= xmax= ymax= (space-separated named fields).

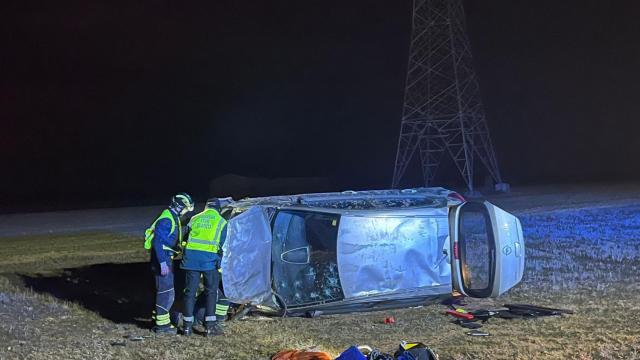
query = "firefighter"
xmin=144 ymin=192 xmax=194 ymax=334
xmin=180 ymin=198 xmax=227 ymax=336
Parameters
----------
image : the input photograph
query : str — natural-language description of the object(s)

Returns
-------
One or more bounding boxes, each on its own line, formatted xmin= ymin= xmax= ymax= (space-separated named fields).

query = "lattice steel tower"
xmin=392 ymin=0 xmax=505 ymax=193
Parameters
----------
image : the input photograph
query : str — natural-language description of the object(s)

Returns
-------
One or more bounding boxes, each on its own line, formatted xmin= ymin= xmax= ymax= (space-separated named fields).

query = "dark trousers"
xmin=154 ymin=263 xmax=175 ymax=327
xmin=183 ymin=269 xmax=219 ymax=325
xmin=190 ymin=288 xmax=229 ymax=325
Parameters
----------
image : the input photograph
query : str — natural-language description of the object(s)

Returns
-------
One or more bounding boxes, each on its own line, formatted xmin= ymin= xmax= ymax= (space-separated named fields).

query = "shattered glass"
xmin=271 ymin=210 xmax=344 ymax=307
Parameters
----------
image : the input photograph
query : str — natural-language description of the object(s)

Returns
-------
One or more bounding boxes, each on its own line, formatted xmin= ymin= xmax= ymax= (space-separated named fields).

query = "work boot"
xmin=204 ymin=322 xmax=223 ymax=337
xmin=182 ymin=321 xmax=193 ymax=337
xmin=152 ymin=325 xmax=177 ymax=335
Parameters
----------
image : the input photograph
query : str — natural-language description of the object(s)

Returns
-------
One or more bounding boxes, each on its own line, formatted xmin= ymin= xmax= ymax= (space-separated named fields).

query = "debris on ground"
xmin=446 ymin=303 xmax=575 ymax=332
xmin=125 ymin=335 xmax=145 ymax=342
xmin=445 ymin=308 xmax=474 ymax=320
xmin=503 ymin=303 xmax=575 ymax=316
xmin=455 ymin=320 xmax=482 ymax=329
xmin=465 ymin=330 xmax=490 ymax=337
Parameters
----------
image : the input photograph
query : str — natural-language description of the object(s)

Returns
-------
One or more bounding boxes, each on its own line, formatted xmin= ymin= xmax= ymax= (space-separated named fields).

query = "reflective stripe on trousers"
xmin=215 ymin=303 xmax=229 ymax=316
xmin=154 ymin=265 xmax=175 ymax=326
xmin=216 ymin=289 xmax=229 ymax=319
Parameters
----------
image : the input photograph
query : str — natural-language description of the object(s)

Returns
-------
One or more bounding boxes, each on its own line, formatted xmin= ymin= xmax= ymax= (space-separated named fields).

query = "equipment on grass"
xmin=504 ymin=303 xmax=574 ymax=316
xmin=445 ymin=309 xmax=474 ymax=320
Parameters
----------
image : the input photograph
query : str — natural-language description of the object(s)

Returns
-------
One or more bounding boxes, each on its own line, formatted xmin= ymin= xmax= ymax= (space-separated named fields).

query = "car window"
xmin=458 ymin=203 xmax=494 ymax=297
xmin=271 ymin=210 xmax=344 ymax=307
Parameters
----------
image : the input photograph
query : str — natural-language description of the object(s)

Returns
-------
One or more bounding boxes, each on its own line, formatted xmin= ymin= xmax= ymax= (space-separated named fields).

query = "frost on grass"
xmin=518 ymin=204 xmax=640 ymax=292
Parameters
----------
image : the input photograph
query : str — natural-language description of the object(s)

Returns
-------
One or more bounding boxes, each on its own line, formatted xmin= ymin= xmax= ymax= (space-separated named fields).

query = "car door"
xmin=220 ymin=206 xmax=273 ymax=305
xmin=450 ymin=201 xmax=525 ymax=297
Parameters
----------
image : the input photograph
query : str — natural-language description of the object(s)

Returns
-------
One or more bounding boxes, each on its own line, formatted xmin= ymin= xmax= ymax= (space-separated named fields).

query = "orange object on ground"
xmin=272 ymin=349 xmax=332 ymax=360
xmin=445 ymin=309 xmax=474 ymax=320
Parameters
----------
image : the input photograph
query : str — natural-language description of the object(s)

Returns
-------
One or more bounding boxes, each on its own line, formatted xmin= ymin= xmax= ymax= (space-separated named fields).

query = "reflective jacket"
xmin=145 ymin=208 xmax=182 ymax=266
xmin=180 ymin=209 xmax=227 ymax=271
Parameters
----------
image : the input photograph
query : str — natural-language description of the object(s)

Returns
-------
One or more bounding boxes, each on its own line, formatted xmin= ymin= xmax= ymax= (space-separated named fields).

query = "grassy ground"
xmin=1 ymin=184 xmax=639 ymax=359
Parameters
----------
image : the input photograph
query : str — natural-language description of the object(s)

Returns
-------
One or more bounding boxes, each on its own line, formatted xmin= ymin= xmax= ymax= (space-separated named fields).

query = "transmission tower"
xmin=392 ymin=0 xmax=506 ymax=193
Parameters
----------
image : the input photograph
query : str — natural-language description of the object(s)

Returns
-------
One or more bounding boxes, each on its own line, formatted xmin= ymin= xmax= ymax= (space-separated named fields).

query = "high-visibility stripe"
xmin=212 ymin=218 xmax=224 ymax=245
xmin=215 ymin=305 xmax=229 ymax=316
xmin=162 ymin=245 xmax=179 ymax=253
xmin=183 ymin=316 xmax=194 ymax=322
xmin=188 ymin=238 xmax=215 ymax=245
xmin=205 ymin=316 xmax=217 ymax=322
xmin=155 ymin=313 xmax=171 ymax=326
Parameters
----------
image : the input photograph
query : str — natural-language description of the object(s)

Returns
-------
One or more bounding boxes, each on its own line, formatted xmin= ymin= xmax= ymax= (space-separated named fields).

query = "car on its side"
xmin=219 ymin=187 xmax=524 ymax=316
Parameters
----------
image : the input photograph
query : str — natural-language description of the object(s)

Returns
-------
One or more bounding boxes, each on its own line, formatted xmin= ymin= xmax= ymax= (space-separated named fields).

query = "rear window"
xmin=458 ymin=203 xmax=495 ymax=297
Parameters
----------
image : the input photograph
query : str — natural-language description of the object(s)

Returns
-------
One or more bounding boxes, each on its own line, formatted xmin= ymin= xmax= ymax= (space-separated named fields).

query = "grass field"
xmin=1 ymin=184 xmax=639 ymax=359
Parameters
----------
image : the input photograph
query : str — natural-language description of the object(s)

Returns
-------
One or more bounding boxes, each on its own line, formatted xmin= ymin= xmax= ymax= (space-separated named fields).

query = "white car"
xmin=219 ymin=187 xmax=524 ymax=316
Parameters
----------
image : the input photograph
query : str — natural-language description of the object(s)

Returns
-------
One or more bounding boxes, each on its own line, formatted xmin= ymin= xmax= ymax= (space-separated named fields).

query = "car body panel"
xmin=219 ymin=187 xmax=525 ymax=315
xmin=486 ymin=202 xmax=525 ymax=296
xmin=220 ymin=206 xmax=273 ymax=306
xmin=337 ymin=208 xmax=451 ymax=299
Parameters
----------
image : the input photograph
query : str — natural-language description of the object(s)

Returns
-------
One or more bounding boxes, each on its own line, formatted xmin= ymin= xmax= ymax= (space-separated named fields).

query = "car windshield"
xmin=271 ymin=210 xmax=344 ymax=307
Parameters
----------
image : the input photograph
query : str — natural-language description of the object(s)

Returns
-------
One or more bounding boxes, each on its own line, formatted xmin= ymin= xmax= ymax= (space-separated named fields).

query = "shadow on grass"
xmin=20 ymin=261 xmax=186 ymax=327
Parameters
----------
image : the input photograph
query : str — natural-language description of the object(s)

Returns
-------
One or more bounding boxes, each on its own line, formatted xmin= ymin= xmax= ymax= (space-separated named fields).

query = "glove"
xmin=160 ymin=262 xmax=170 ymax=276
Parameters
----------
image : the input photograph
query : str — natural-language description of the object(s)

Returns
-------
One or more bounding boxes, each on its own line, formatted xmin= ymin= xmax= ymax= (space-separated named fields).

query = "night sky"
xmin=3 ymin=1 xmax=640 ymax=211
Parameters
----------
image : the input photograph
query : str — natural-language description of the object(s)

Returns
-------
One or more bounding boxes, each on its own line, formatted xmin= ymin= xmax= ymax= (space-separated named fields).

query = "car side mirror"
xmin=281 ymin=246 xmax=310 ymax=265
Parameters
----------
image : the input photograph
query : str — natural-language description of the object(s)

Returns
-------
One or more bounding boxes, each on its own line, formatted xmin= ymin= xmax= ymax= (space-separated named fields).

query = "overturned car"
xmin=219 ymin=188 xmax=524 ymax=316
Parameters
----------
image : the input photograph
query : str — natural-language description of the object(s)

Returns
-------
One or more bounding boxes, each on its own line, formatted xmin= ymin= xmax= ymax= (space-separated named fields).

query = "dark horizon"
xmin=3 ymin=0 xmax=640 ymax=212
